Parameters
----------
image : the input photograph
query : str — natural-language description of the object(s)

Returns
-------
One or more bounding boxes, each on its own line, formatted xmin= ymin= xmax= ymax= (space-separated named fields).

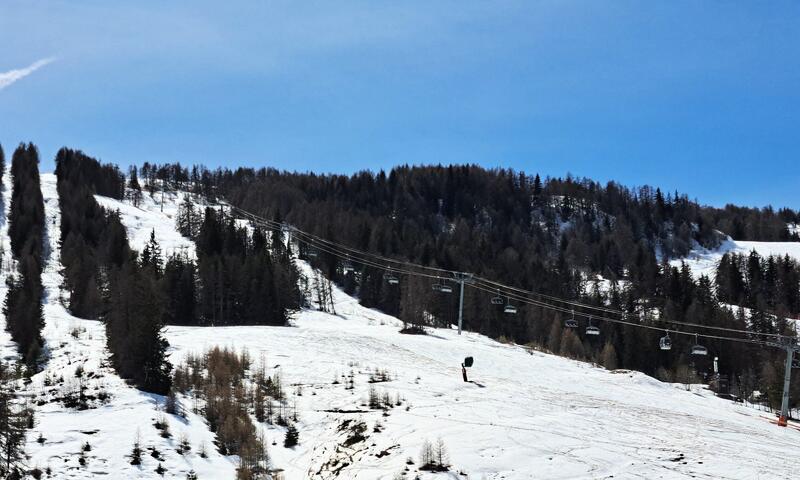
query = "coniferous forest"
xmin=4 ymin=143 xmax=45 ymax=370
xmin=0 ymin=146 xmax=797 ymax=410
xmin=55 ymin=151 xmax=304 ymax=393
xmin=155 ymin=163 xmax=799 ymax=408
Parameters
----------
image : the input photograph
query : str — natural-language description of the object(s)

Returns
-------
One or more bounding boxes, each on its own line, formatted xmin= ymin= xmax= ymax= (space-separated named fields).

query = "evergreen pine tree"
xmin=283 ymin=423 xmax=298 ymax=447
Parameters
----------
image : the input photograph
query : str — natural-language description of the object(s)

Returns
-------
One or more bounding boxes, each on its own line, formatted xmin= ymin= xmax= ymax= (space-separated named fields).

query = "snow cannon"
xmin=462 ymin=356 xmax=473 ymax=382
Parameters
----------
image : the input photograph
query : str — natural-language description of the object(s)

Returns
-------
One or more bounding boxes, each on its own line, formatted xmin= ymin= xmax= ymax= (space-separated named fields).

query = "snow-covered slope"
xmin=12 ymin=175 xmax=237 ymax=479
xmin=670 ymin=236 xmax=800 ymax=280
xmin=4 ymin=178 xmax=800 ymax=479
xmin=90 ymin=186 xmax=800 ymax=479
xmin=95 ymin=189 xmax=198 ymax=259
xmin=164 ymin=261 xmax=800 ymax=479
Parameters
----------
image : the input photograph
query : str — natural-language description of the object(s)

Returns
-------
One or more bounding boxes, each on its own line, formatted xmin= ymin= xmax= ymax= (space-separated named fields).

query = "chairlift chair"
xmin=565 ymin=310 xmax=579 ymax=328
xmin=384 ymin=271 xmax=399 ymax=285
xmin=490 ymin=290 xmax=504 ymax=305
xmin=659 ymin=331 xmax=672 ymax=351
xmin=503 ymin=298 xmax=518 ymax=315
xmin=585 ymin=317 xmax=600 ymax=335
xmin=432 ymin=281 xmax=453 ymax=294
xmin=690 ymin=334 xmax=707 ymax=356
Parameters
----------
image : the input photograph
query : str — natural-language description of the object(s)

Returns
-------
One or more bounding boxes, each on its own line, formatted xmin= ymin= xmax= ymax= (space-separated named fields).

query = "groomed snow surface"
xmin=0 ymin=177 xmax=798 ymax=478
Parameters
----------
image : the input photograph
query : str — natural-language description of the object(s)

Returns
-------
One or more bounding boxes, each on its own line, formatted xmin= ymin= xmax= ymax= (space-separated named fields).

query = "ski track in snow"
xmin=0 ymin=175 xmax=798 ymax=478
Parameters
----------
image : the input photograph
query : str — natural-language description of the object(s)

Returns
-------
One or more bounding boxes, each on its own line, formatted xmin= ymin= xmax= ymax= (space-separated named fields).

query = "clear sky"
xmin=1 ymin=1 xmax=798 ymax=209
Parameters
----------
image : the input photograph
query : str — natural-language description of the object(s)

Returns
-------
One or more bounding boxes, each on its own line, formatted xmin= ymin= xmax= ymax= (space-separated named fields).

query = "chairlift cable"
xmin=223 ymin=203 xmax=794 ymax=347
xmin=469 ymin=276 xmax=786 ymax=339
xmin=466 ymin=281 xmax=770 ymax=347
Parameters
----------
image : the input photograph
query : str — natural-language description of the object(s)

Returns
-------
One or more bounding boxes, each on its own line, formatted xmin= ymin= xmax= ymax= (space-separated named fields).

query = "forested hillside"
xmin=133 ymin=163 xmax=799 ymax=410
xmin=46 ymin=156 xmax=800 ymax=411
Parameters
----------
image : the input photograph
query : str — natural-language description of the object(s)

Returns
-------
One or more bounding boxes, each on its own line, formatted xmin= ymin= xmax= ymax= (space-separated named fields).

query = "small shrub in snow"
xmin=150 ymin=447 xmax=164 ymax=461
xmin=165 ymin=389 xmax=179 ymax=416
xmin=178 ymin=434 xmax=191 ymax=454
xmin=154 ymin=414 xmax=171 ymax=438
xmin=198 ymin=442 xmax=208 ymax=459
xmin=129 ymin=437 xmax=143 ymax=466
xmin=69 ymin=326 xmax=84 ymax=339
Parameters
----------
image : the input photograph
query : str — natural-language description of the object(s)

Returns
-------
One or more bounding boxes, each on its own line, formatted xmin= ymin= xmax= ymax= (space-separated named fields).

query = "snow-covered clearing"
xmin=670 ymin=236 xmax=800 ymax=280
xmin=95 ymin=189 xmax=198 ymax=260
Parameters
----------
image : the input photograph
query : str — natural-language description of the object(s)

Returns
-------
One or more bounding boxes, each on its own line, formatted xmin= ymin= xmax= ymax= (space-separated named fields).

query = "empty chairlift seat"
xmin=691 ymin=344 xmax=708 ymax=356
xmin=585 ymin=317 xmax=600 ymax=335
xmin=690 ymin=334 xmax=707 ymax=355
xmin=385 ymin=273 xmax=399 ymax=285
xmin=565 ymin=310 xmax=578 ymax=328
xmin=433 ymin=281 xmax=453 ymax=293
xmin=659 ymin=334 xmax=672 ymax=350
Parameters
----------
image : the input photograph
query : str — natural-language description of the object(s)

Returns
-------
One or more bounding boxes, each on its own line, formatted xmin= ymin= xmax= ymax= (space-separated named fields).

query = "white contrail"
xmin=0 ymin=57 xmax=55 ymax=91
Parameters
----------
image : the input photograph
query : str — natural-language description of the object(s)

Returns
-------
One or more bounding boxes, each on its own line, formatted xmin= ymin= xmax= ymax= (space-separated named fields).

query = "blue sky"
xmin=1 ymin=1 xmax=798 ymax=209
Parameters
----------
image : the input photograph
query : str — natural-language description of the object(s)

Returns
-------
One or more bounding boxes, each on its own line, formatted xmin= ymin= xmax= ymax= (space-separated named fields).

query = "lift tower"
xmin=764 ymin=336 xmax=800 ymax=427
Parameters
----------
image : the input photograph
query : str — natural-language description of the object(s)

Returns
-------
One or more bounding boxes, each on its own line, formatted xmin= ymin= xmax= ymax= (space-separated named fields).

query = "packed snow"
xmin=670 ymin=236 xmax=800 ymax=281
xmin=1 ymin=176 xmax=800 ymax=479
